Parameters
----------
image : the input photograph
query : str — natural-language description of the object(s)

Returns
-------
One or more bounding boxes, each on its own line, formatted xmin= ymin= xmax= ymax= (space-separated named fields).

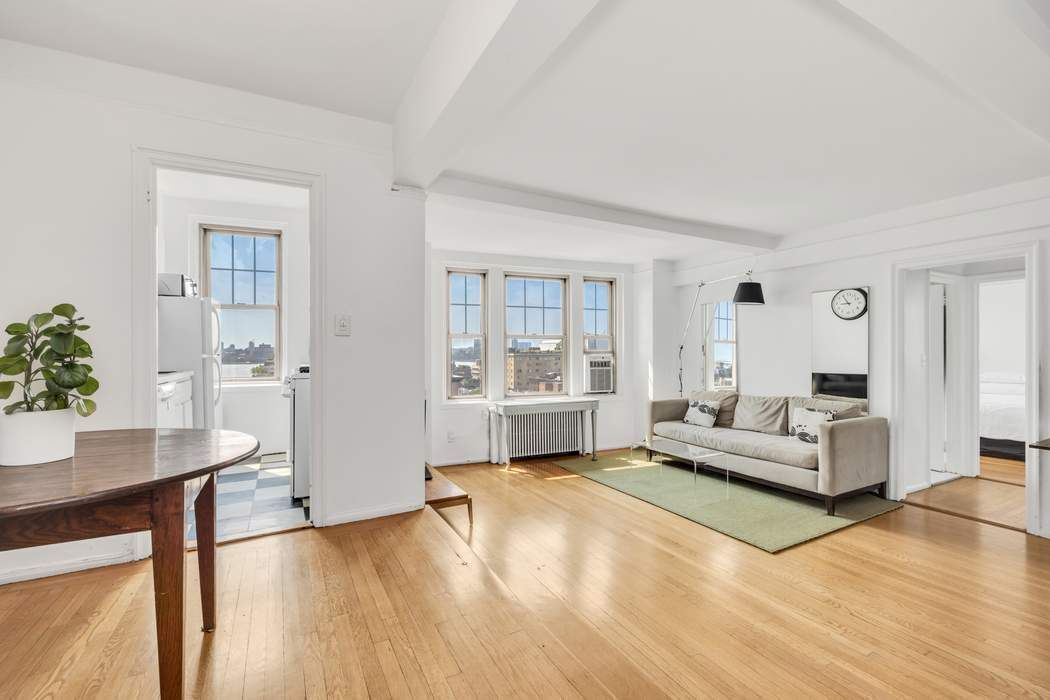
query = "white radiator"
xmin=506 ymin=410 xmax=582 ymax=459
xmin=489 ymin=399 xmax=599 ymax=465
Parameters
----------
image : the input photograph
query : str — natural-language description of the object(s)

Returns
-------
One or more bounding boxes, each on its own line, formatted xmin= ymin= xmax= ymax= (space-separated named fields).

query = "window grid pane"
xmin=206 ymin=230 xmax=280 ymax=382
xmin=707 ymin=300 xmax=736 ymax=388
xmin=448 ymin=272 xmax=486 ymax=398
xmin=505 ymin=276 xmax=565 ymax=394
xmin=505 ymin=277 xmax=564 ymax=337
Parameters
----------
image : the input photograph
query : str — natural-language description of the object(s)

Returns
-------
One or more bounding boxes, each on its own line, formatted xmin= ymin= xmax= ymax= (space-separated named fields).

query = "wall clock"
xmin=831 ymin=288 xmax=868 ymax=320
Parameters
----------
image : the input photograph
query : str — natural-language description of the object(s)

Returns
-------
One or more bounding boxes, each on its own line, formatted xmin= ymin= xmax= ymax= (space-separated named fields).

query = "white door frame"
xmin=131 ymin=148 xmax=329 ymax=534
xmin=890 ymin=241 xmax=1040 ymax=534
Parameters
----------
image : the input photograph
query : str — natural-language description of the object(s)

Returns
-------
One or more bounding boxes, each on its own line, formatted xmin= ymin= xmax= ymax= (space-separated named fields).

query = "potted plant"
xmin=0 ymin=304 xmax=99 ymax=466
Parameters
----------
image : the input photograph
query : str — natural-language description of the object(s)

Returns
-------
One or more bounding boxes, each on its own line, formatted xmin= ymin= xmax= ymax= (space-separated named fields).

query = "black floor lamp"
xmin=678 ymin=270 xmax=765 ymax=396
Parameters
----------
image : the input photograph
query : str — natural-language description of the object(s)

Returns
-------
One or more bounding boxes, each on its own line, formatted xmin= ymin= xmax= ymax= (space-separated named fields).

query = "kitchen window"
xmin=447 ymin=270 xmax=486 ymax=398
xmin=505 ymin=275 xmax=566 ymax=395
xmin=201 ymin=226 xmax=281 ymax=382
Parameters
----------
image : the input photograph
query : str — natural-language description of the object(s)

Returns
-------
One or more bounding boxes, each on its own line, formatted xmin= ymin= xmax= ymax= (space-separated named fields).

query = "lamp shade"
xmin=733 ymin=281 xmax=765 ymax=305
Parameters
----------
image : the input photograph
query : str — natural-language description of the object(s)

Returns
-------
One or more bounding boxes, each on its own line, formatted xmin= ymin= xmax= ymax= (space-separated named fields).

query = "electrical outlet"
xmin=334 ymin=314 xmax=351 ymax=337
xmin=446 ymin=431 xmax=456 ymax=443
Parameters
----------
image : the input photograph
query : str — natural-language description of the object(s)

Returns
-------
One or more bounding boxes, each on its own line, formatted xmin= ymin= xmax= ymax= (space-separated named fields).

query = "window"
xmin=583 ymin=279 xmax=614 ymax=352
xmin=202 ymin=227 xmax=281 ymax=381
xmin=505 ymin=276 xmax=565 ymax=395
xmin=705 ymin=301 xmax=736 ymax=389
xmin=447 ymin=271 xmax=486 ymax=398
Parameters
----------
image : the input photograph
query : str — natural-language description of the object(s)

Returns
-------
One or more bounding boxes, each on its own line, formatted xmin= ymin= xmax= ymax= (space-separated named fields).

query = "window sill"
xmin=224 ymin=381 xmax=284 ymax=391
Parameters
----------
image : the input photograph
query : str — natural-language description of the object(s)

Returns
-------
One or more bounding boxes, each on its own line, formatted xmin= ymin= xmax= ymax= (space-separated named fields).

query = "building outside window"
xmin=583 ymin=279 xmax=614 ymax=352
xmin=505 ymin=276 xmax=565 ymax=395
xmin=202 ymin=227 xmax=281 ymax=381
xmin=706 ymin=300 xmax=736 ymax=389
xmin=447 ymin=271 xmax=486 ymax=398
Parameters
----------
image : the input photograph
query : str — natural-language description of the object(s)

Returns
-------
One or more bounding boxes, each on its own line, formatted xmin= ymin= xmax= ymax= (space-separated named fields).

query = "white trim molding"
xmin=131 ymin=147 xmax=330 ymax=526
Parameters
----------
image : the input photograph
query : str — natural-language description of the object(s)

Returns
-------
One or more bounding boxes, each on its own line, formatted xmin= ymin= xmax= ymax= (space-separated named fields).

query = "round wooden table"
xmin=0 ymin=428 xmax=259 ymax=699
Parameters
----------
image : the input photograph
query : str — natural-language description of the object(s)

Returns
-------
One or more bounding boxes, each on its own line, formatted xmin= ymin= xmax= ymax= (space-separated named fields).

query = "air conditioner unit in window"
xmin=586 ymin=353 xmax=615 ymax=394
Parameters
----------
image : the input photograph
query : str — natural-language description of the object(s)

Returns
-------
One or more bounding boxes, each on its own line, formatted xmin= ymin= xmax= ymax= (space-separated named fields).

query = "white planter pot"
xmin=0 ymin=407 xmax=76 ymax=466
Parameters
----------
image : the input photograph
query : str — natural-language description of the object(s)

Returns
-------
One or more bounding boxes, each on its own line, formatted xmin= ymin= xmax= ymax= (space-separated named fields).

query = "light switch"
xmin=334 ymin=314 xmax=351 ymax=337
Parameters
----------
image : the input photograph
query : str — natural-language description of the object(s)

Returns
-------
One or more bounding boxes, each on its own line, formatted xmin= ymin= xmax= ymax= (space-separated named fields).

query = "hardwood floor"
xmin=980 ymin=455 xmax=1026 ymax=486
xmin=909 ymin=458 xmax=1026 ymax=531
xmin=4 ymin=451 xmax=1050 ymax=697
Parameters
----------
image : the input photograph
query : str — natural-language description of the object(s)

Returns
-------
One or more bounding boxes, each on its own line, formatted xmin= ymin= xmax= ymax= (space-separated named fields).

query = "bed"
xmin=980 ymin=372 xmax=1026 ymax=460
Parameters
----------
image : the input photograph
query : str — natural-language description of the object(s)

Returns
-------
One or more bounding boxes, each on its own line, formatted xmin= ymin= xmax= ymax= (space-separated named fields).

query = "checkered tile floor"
xmin=186 ymin=452 xmax=308 ymax=543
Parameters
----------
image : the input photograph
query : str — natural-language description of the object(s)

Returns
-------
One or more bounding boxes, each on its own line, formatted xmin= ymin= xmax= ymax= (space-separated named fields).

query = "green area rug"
xmin=554 ymin=452 xmax=901 ymax=552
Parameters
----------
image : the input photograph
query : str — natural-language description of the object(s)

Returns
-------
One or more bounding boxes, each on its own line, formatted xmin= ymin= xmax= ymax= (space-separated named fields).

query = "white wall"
xmin=157 ymin=191 xmax=310 ymax=454
xmin=979 ymin=278 xmax=1026 ymax=378
xmin=428 ymin=249 xmax=639 ymax=466
xmin=0 ymin=41 xmax=424 ymax=582
xmin=668 ymin=187 xmax=1050 ymax=534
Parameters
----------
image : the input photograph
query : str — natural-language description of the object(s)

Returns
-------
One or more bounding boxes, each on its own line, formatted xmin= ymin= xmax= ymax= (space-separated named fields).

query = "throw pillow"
xmin=684 ymin=399 xmax=721 ymax=428
xmin=793 ymin=408 xmax=834 ymax=443
xmin=732 ymin=395 xmax=789 ymax=435
xmin=688 ymin=389 xmax=738 ymax=427
xmin=787 ymin=397 xmax=862 ymax=435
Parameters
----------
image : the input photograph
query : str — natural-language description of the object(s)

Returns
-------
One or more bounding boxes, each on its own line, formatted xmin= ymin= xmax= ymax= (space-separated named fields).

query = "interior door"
xmin=928 ymin=283 xmax=949 ymax=472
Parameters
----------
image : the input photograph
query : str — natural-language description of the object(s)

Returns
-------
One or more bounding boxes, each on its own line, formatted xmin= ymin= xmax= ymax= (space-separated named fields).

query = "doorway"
xmin=154 ymin=167 xmax=313 ymax=543
xmin=904 ymin=256 xmax=1030 ymax=531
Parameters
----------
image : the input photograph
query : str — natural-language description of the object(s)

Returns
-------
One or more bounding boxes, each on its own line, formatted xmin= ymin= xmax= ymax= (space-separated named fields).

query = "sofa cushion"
xmin=685 ymin=399 xmax=720 ymax=428
xmin=732 ymin=395 xmax=789 ymax=435
xmin=653 ymin=421 xmax=818 ymax=470
xmin=787 ymin=397 xmax=863 ymax=435
xmin=811 ymin=394 xmax=869 ymax=414
xmin=688 ymin=389 xmax=738 ymax=427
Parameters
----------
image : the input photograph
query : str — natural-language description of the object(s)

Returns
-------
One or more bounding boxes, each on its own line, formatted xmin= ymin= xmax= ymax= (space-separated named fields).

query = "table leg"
xmin=194 ymin=474 xmax=216 ymax=632
xmin=150 ymin=481 xmax=185 ymax=700
xmin=591 ymin=409 xmax=598 ymax=461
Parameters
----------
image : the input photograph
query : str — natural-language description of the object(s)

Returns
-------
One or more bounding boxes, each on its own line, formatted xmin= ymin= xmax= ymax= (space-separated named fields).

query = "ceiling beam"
xmin=429 ymin=174 xmax=780 ymax=250
xmin=393 ymin=0 xmax=602 ymax=189
xmin=829 ymin=0 xmax=1050 ymax=148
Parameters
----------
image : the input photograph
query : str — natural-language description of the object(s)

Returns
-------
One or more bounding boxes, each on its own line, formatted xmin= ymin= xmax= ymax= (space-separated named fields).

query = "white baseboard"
xmin=321 ymin=500 xmax=424 ymax=527
xmin=428 ymin=456 xmax=491 ymax=467
xmin=0 ymin=549 xmax=137 ymax=586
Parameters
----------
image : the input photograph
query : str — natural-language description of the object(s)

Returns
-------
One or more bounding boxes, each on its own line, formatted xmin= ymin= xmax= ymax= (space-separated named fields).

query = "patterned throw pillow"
xmin=685 ymin=399 xmax=721 ymax=428
xmin=793 ymin=407 xmax=834 ymax=443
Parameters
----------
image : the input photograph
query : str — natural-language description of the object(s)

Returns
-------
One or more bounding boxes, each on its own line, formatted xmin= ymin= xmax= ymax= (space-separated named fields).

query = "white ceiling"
xmin=5 ymin=0 xmax=1050 ymax=262
xmin=447 ymin=0 xmax=1050 ymax=235
xmin=0 ymin=0 xmax=450 ymax=122
xmin=426 ymin=195 xmax=742 ymax=266
xmin=157 ymin=169 xmax=308 ymax=209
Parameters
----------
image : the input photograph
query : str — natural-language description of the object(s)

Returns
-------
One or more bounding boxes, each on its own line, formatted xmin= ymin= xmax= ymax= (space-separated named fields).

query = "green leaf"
xmin=44 ymin=378 xmax=67 ymax=395
xmin=0 ymin=381 xmax=13 ymax=399
xmin=32 ymin=341 xmax=50 ymax=360
xmin=3 ymin=336 xmax=28 ymax=357
xmin=4 ymin=323 xmax=28 ymax=335
xmin=72 ymin=337 xmax=93 ymax=358
xmin=75 ymin=398 xmax=96 ymax=417
xmin=76 ymin=325 xmax=91 ymax=331
xmin=4 ymin=403 xmax=24 ymax=415
xmin=77 ymin=377 xmax=99 ymax=396
xmin=31 ymin=313 xmax=54 ymax=329
xmin=49 ymin=332 xmax=74 ymax=355
xmin=51 ymin=303 xmax=77 ymax=319
xmin=53 ymin=363 xmax=89 ymax=389
xmin=39 ymin=348 xmax=59 ymax=367
xmin=54 ymin=323 xmax=77 ymax=333
xmin=1 ymin=357 xmax=27 ymax=376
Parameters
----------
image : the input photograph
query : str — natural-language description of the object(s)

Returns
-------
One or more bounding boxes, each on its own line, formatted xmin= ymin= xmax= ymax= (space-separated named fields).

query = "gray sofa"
xmin=648 ymin=393 xmax=888 ymax=514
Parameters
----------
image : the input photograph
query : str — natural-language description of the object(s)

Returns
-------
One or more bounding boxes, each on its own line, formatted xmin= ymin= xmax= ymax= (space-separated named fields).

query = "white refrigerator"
xmin=158 ymin=296 xmax=222 ymax=429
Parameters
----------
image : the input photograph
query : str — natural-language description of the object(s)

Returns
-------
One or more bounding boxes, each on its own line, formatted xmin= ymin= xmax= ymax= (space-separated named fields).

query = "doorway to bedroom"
xmin=907 ymin=257 xmax=1028 ymax=531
